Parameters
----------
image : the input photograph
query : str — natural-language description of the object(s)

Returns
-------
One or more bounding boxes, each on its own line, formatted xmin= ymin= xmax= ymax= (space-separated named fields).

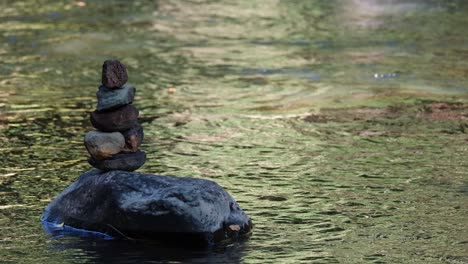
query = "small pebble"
xmin=122 ymin=123 xmax=144 ymax=152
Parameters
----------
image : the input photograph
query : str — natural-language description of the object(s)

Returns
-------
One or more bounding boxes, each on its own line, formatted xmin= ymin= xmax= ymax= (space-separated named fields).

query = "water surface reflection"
xmin=1 ymin=0 xmax=468 ymax=263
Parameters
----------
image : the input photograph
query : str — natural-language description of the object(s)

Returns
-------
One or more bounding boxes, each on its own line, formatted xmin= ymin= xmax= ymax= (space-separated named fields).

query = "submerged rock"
xmin=96 ymin=84 xmax=136 ymax=112
xmin=90 ymin=104 xmax=139 ymax=132
xmin=89 ymin=150 xmax=146 ymax=172
xmin=102 ymin=60 xmax=128 ymax=88
xmin=84 ymin=131 xmax=125 ymax=160
xmin=41 ymin=170 xmax=253 ymax=244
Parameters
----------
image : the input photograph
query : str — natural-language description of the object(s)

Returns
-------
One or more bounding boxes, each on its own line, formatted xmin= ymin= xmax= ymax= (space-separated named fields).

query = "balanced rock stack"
xmin=41 ymin=60 xmax=253 ymax=245
xmin=84 ymin=60 xmax=145 ymax=171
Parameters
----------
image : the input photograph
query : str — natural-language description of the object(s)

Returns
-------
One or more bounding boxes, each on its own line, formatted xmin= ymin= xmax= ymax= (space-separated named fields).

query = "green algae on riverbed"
xmin=301 ymin=100 xmax=468 ymax=262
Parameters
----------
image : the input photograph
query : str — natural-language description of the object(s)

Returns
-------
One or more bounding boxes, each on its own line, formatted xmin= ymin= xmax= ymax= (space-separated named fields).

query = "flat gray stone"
xmin=84 ymin=131 xmax=125 ymax=160
xmin=96 ymin=84 xmax=136 ymax=112
xmin=41 ymin=170 xmax=253 ymax=244
xmin=88 ymin=150 xmax=146 ymax=171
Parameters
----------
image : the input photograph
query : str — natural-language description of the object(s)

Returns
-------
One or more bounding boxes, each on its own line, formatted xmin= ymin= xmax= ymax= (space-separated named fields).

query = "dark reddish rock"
xmin=102 ymin=60 xmax=128 ymax=88
xmin=90 ymin=104 xmax=139 ymax=132
xmin=122 ymin=123 xmax=144 ymax=152
xmin=88 ymin=150 xmax=146 ymax=171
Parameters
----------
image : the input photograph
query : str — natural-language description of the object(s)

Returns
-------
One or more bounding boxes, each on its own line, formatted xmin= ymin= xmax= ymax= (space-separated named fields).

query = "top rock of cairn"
xmin=84 ymin=60 xmax=145 ymax=172
xmin=102 ymin=60 xmax=128 ymax=88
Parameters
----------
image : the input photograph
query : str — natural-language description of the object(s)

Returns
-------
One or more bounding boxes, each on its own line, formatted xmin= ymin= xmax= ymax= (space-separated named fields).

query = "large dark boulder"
xmin=41 ymin=170 xmax=253 ymax=245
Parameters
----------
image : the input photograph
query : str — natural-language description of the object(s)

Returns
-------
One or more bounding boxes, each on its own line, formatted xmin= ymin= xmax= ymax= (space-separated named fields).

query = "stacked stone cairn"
xmin=42 ymin=60 xmax=253 ymax=244
xmin=84 ymin=60 xmax=145 ymax=171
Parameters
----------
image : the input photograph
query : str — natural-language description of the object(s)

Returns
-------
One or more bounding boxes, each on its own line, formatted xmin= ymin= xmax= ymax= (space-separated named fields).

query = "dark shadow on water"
xmin=42 ymin=221 xmax=247 ymax=263
xmin=49 ymin=238 xmax=247 ymax=264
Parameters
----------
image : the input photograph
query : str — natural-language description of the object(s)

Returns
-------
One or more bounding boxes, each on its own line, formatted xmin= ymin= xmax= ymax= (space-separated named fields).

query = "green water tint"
xmin=1 ymin=0 xmax=468 ymax=263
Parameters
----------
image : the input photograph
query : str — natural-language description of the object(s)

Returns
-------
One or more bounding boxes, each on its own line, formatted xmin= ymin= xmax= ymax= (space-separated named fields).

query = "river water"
xmin=1 ymin=0 xmax=467 ymax=263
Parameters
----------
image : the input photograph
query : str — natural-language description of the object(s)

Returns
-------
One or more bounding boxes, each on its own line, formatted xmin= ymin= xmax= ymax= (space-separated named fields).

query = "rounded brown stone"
xmin=90 ymin=104 xmax=139 ymax=132
xmin=122 ymin=123 xmax=144 ymax=152
xmin=102 ymin=60 xmax=128 ymax=88
xmin=84 ymin=131 xmax=125 ymax=160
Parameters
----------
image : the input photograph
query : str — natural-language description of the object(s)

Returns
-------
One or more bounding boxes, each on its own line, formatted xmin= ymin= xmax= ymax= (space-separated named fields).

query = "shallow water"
xmin=1 ymin=0 xmax=468 ymax=263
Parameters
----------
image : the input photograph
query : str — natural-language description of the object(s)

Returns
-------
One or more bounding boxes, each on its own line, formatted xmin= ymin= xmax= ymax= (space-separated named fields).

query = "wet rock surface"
xmin=41 ymin=170 xmax=253 ymax=244
xmin=88 ymin=150 xmax=146 ymax=171
xmin=90 ymin=104 xmax=139 ymax=132
xmin=96 ymin=84 xmax=135 ymax=112
xmin=84 ymin=131 xmax=125 ymax=160
xmin=101 ymin=60 xmax=128 ymax=88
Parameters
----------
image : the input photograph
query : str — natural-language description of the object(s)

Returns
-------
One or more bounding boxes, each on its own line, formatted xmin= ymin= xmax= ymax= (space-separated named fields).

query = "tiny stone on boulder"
xmin=84 ymin=131 xmax=125 ymax=160
xmin=88 ymin=150 xmax=146 ymax=171
xmin=102 ymin=60 xmax=128 ymax=88
xmin=96 ymin=84 xmax=136 ymax=112
xmin=90 ymin=104 xmax=139 ymax=132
